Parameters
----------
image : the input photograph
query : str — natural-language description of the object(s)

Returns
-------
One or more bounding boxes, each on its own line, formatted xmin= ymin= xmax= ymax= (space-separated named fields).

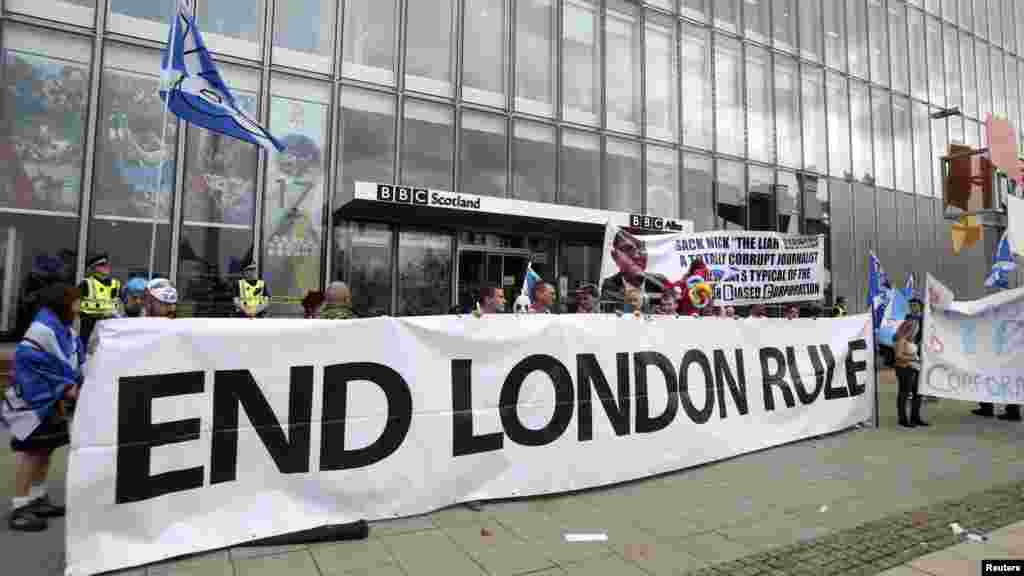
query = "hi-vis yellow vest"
xmin=833 ymin=303 xmax=848 ymax=317
xmin=81 ymin=277 xmax=121 ymax=316
xmin=238 ymin=279 xmax=268 ymax=308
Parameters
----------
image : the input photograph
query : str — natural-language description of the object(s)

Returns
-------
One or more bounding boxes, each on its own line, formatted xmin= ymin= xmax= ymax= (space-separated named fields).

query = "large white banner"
xmin=599 ymin=226 xmax=826 ymax=307
xmin=67 ymin=314 xmax=874 ymax=575
xmin=919 ymin=274 xmax=1024 ymax=403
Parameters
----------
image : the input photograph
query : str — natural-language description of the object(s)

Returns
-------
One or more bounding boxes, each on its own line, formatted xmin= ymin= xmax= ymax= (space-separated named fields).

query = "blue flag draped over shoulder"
xmin=984 ymin=231 xmax=1017 ymax=290
xmin=160 ymin=0 xmax=285 ymax=152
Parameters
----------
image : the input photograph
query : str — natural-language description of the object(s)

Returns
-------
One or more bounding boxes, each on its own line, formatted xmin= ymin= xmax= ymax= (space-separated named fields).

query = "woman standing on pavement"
xmin=894 ymin=317 xmax=928 ymax=428
xmin=1 ymin=283 xmax=83 ymax=531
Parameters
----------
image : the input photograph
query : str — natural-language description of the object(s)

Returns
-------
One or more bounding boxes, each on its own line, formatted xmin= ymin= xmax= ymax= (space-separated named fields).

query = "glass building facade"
xmin=0 ymin=0 xmax=1021 ymax=333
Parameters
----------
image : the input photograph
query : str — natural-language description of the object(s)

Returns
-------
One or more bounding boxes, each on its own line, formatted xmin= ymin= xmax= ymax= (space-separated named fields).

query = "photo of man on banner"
xmin=599 ymin=227 xmax=668 ymax=313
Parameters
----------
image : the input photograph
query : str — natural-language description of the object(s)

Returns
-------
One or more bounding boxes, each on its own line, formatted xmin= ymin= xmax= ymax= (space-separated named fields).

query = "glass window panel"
xmin=909 ymin=9 xmax=928 ymax=100
xmin=463 ymin=0 xmax=507 ymax=107
xmin=646 ymin=0 xmax=673 ymax=10
xmin=874 ymin=187 xmax=896 ymax=275
xmin=1002 ymin=0 xmax=1016 ymax=54
xmin=197 ymin=0 xmax=264 ymax=58
xmin=6 ymin=0 xmax=93 ymax=28
xmin=913 ymin=196 xmax=935 ymax=294
xmin=512 ymin=121 xmax=555 ymax=203
xmin=773 ymin=0 xmax=797 ymax=53
xmin=931 ymin=115 xmax=948 ymax=198
xmin=336 ymin=86 xmax=395 ymax=206
xmin=606 ymin=0 xmax=642 ymax=133
xmin=775 ymin=55 xmax=801 ymax=167
xmin=889 ymin=2 xmax=908 ymax=93
xmin=799 ymin=0 xmax=823 ymax=62
xmin=560 ymin=130 xmax=600 ymax=208
xmin=868 ymin=0 xmax=890 ymax=86
xmin=604 ymin=138 xmax=641 ymax=212
xmin=563 ymin=0 xmax=601 ymax=125
xmin=397 ymin=230 xmax=452 ymax=316
xmin=852 ymin=183 xmax=876 ymax=304
xmin=992 ymin=49 xmax=1006 ymax=116
xmin=948 ymin=114 xmax=964 ymax=145
xmin=824 ymin=0 xmax=846 ymax=72
xmin=646 ymin=146 xmax=678 ymax=217
xmin=893 ymin=96 xmax=914 ymax=193
xmin=402 ymin=100 xmax=454 ymax=190
xmin=943 ymin=24 xmax=961 ymax=109
xmin=273 ymin=0 xmax=334 ymax=73
xmin=745 ymin=0 xmax=771 ymax=43
xmin=91 ymin=47 xmax=176 ymax=281
xmin=803 ymin=175 xmax=829 ymax=247
xmin=941 ymin=0 xmax=954 ymax=22
xmin=974 ymin=0 xmax=988 ymax=40
xmin=334 ymin=222 xmax=392 ymax=316
xmin=713 ymin=0 xmax=740 ymax=32
xmin=776 ymin=171 xmax=801 ymax=234
xmin=1019 ymin=3 xmax=1024 ymax=59
xmin=342 ymin=0 xmax=397 ymax=85
xmin=645 ymin=13 xmax=677 ymax=142
xmin=405 ymin=0 xmax=455 ymax=97
xmin=681 ymin=23 xmax=713 ymax=149
xmin=872 ymin=88 xmax=894 ymax=188
xmin=746 ymin=45 xmax=774 ymax=163
xmin=829 ymin=180 xmax=854 ymax=312
xmin=681 ymin=0 xmax=707 ymax=22
xmin=682 ymin=153 xmax=714 ymax=232
xmin=109 ymin=0 xmax=174 ymax=41
xmin=977 ymin=38 xmax=991 ymax=117
xmin=989 ymin=0 xmax=1002 ymax=47
xmin=748 ymin=166 xmax=775 ymax=231
xmin=961 ymin=33 xmax=977 ymax=118
xmin=714 ymin=35 xmax=743 ymax=156
xmin=964 ymin=118 xmax=981 ymax=148
xmin=926 ymin=17 xmax=945 ymax=107
xmin=851 ymin=80 xmax=874 ymax=181
xmin=925 ymin=0 xmax=939 ymax=15
xmin=264 ymin=77 xmax=329 ymax=302
xmin=803 ymin=66 xmax=827 ymax=173
xmin=960 ymin=0 xmax=973 ymax=33
xmin=716 ymin=159 xmax=746 ymax=230
xmin=459 ymin=111 xmax=507 ymax=198
xmin=516 ymin=0 xmax=557 ymax=116
xmin=912 ymin=101 xmax=934 ymax=196
xmin=827 ymin=72 xmax=852 ymax=179
xmin=1007 ymin=60 xmax=1019 ymax=137
xmin=848 ymin=0 xmax=870 ymax=78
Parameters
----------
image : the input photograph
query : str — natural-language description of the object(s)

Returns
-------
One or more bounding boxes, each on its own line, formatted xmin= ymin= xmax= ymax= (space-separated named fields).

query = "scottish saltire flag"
xmin=984 ymin=231 xmax=1017 ymax=289
xmin=521 ymin=261 xmax=542 ymax=303
xmin=903 ymin=273 xmax=916 ymax=300
xmin=160 ymin=0 xmax=285 ymax=152
xmin=868 ymin=251 xmax=892 ymax=330
xmin=877 ymin=288 xmax=909 ymax=347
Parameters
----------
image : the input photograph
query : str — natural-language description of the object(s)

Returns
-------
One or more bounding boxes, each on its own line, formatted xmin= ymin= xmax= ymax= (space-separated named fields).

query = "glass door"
xmin=501 ymin=254 xmax=528 ymax=305
xmin=397 ymin=229 xmax=453 ymax=316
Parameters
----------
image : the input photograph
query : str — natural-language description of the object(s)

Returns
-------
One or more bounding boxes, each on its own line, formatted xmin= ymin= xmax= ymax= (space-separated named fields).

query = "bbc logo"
xmin=377 ymin=184 xmax=429 ymax=205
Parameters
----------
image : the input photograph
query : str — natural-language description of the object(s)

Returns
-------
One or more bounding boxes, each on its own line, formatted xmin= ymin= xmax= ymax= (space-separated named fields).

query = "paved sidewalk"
xmin=2 ymin=368 xmax=1023 ymax=576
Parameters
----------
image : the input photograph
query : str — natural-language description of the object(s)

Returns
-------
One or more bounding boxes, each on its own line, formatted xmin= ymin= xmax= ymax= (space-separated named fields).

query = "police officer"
xmin=233 ymin=262 xmax=269 ymax=318
xmin=78 ymin=253 xmax=121 ymax=346
xmin=832 ymin=297 xmax=848 ymax=317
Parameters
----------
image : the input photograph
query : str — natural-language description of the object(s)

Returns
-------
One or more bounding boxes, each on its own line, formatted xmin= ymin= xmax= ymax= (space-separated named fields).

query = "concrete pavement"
xmin=2 ymin=368 xmax=1023 ymax=575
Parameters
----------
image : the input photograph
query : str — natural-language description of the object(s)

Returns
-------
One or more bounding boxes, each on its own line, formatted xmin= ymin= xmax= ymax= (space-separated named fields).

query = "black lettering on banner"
xmin=800 ymin=345 xmax=827 ymax=404
xmin=821 ymin=344 xmax=847 ymax=400
xmin=786 ymin=347 xmax=818 ymax=405
xmin=678 ymin=350 xmax=714 ymax=424
xmin=500 ymin=355 xmax=574 ymax=447
xmin=634 ymin=352 xmax=679 ymax=433
xmin=451 ymin=359 xmax=503 ymax=457
xmin=320 ymin=363 xmax=413 ymax=471
xmin=576 ymin=353 xmax=631 ymax=441
xmin=115 ymin=372 xmax=205 ymax=504
xmin=845 ymin=339 xmax=869 ymax=397
xmin=759 ymin=348 xmax=796 ymax=411
xmin=713 ymin=350 xmax=749 ymax=418
xmin=210 ymin=367 xmax=314 ymax=484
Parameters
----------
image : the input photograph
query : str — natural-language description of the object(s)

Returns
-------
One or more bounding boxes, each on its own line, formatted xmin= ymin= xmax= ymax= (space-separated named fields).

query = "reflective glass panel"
xmin=827 ymin=72 xmax=852 ymax=179
xmin=893 ymin=95 xmax=913 ymax=193
xmin=334 ymin=222 xmax=392 ymax=317
xmin=961 ymin=34 xmax=977 ymax=118
xmin=560 ymin=130 xmax=601 ymax=208
xmin=336 ymin=87 xmax=395 ymax=206
xmin=563 ymin=0 xmax=601 ymax=125
xmin=197 ymin=0 xmax=263 ymax=58
xmin=872 ymin=88 xmax=894 ymax=188
xmin=604 ymin=138 xmax=641 ymax=212
xmin=803 ymin=67 xmax=827 ymax=173
xmin=402 ymin=100 xmax=454 ymax=190
xmin=646 ymin=145 xmax=678 ymax=218
xmin=889 ymin=2 xmax=908 ymax=94
xmin=109 ymin=0 xmax=173 ymax=41
xmin=6 ymin=0 xmax=93 ymax=28
xmin=342 ymin=0 xmax=396 ymax=85
xmin=745 ymin=0 xmax=771 ymax=43
xmin=716 ymin=159 xmax=746 ymax=230
xmin=748 ymin=166 xmax=775 ymax=232
xmin=714 ymin=0 xmax=740 ymax=32
xmin=405 ymin=0 xmax=455 ymax=97
xmin=776 ymin=170 xmax=801 ymax=234
xmin=926 ymin=17 xmax=945 ymax=107
xmin=775 ymin=55 xmax=801 ymax=167
xmin=977 ymin=38 xmax=991 ymax=117
xmin=848 ymin=0 xmax=870 ymax=78
xmin=746 ymin=45 xmax=774 ymax=163
xmin=397 ymin=230 xmax=452 ymax=316
xmin=714 ymin=35 xmax=743 ymax=156
xmin=992 ymin=49 xmax=1006 ymax=116
xmin=681 ymin=0 xmax=707 ymax=22
xmin=682 ymin=153 xmax=715 ymax=232
xmin=850 ymin=80 xmax=873 ymax=181
xmin=824 ymin=0 xmax=846 ymax=72
xmin=681 ymin=23 xmax=713 ymax=149
xmin=606 ymin=0 xmax=642 ymax=133
xmin=909 ymin=8 xmax=927 ymax=101
xmin=512 ymin=121 xmax=556 ymax=203
xmin=645 ymin=12 xmax=677 ymax=142
xmin=463 ymin=0 xmax=507 ymax=107
xmin=460 ymin=111 xmax=507 ymax=198
xmin=799 ymin=0 xmax=823 ymax=62
xmin=516 ymin=0 xmax=557 ymax=116
xmin=868 ymin=0 xmax=889 ymax=86
xmin=943 ymin=24 xmax=961 ymax=109
xmin=273 ymin=0 xmax=334 ymax=73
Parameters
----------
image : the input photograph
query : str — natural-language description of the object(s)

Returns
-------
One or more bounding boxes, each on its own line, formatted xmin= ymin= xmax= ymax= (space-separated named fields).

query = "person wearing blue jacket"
xmin=1 ymin=283 xmax=83 ymax=532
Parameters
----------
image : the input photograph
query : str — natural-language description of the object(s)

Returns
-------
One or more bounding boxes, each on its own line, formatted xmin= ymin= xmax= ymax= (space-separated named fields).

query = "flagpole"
xmin=149 ymin=0 xmax=178 ymax=281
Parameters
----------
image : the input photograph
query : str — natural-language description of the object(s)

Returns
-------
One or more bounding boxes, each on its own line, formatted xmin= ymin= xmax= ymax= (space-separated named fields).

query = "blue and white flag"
xmin=984 ymin=231 xmax=1017 ymax=290
xmin=903 ymin=273 xmax=916 ymax=301
xmin=521 ymin=261 xmax=542 ymax=303
xmin=868 ymin=251 xmax=893 ymax=330
xmin=160 ymin=0 xmax=285 ymax=152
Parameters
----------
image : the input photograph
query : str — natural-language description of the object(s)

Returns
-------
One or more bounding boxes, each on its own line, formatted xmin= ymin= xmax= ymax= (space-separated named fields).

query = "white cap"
xmin=147 ymin=278 xmax=178 ymax=304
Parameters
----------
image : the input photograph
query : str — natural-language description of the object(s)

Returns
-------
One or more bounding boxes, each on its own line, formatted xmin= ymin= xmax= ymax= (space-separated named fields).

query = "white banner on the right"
xmin=919 ymin=274 xmax=1024 ymax=403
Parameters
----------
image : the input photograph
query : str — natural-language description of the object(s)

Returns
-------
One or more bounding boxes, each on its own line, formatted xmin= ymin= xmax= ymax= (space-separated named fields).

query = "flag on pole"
xmin=868 ymin=251 xmax=892 ymax=330
xmin=521 ymin=261 xmax=542 ymax=302
xmin=983 ymin=230 xmax=1017 ymax=289
xmin=903 ymin=273 xmax=916 ymax=300
xmin=160 ymin=0 xmax=285 ymax=152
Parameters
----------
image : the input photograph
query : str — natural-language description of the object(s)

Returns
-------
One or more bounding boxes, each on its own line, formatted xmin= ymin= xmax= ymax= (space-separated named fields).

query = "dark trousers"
xmin=895 ymin=367 xmax=922 ymax=424
xmin=977 ymin=402 xmax=1022 ymax=417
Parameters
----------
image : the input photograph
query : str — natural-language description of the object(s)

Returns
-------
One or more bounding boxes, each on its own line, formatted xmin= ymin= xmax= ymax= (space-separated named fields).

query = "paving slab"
xmin=233 ymin=550 xmax=320 ymax=576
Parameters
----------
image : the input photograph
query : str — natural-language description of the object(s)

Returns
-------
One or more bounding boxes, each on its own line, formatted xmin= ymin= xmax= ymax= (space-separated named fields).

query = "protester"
xmin=121 ymin=277 xmax=148 ymax=318
xmin=301 ymin=290 xmax=324 ymax=319
xmin=234 ymin=261 xmax=269 ymax=318
xmin=600 ymin=229 xmax=666 ymax=311
xmin=710 ymin=305 xmax=724 ymax=317
xmin=144 ymin=279 xmax=178 ymax=319
xmin=656 ymin=286 xmax=679 ymax=315
xmin=1 ymin=283 xmax=82 ymax=532
xmin=784 ymin=305 xmax=800 ymax=320
xmin=748 ymin=304 xmax=767 ymax=319
xmin=724 ymin=305 xmax=736 ymax=319
xmin=318 ymin=282 xmax=356 ymax=319
xmin=78 ymin=253 xmax=121 ymax=347
xmin=973 ymin=403 xmax=1021 ymax=421
xmin=575 ymin=284 xmax=598 ymax=313
xmin=894 ymin=318 xmax=928 ymax=428
xmin=530 ymin=283 xmax=556 ymax=313
xmin=479 ymin=286 xmax=506 ymax=314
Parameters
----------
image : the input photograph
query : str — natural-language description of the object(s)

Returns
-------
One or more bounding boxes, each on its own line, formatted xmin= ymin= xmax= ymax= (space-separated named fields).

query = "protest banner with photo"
xmin=599 ymin=225 xmax=826 ymax=306
xmin=67 ymin=314 xmax=873 ymax=575
xmin=919 ymin=274 xmax=1024 ymax=404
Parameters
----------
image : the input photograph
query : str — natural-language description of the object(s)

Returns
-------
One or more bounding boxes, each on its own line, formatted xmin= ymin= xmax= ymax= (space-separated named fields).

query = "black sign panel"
xmin=629 ymin=214 xmax=685 ymax=232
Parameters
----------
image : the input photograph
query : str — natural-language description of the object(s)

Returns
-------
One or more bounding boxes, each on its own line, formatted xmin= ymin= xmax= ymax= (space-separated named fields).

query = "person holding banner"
xmin=478 ymin=286 xmax=507 ymax=315
xmin=574 ymin=284 xmax=598 ymax=313
xmin=2 ymin=283 xmax=82 ymax=532
xmin=894 ymin=318 xmax=927 ymax=428
xmin=530 ymin=283 xmax=557 ymax=314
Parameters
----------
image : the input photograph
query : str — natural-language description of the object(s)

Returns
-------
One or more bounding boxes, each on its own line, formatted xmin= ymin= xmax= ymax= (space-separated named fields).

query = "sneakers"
xmin=29 ymin=495 xmax=66 ymax=518
xmin=7 ymin=496 xmax=65 ymax=532
xmin=972 ymin=408 xmax=995 ymax=418
xmin=997 ymin=412 xmax=1022 ymax=422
